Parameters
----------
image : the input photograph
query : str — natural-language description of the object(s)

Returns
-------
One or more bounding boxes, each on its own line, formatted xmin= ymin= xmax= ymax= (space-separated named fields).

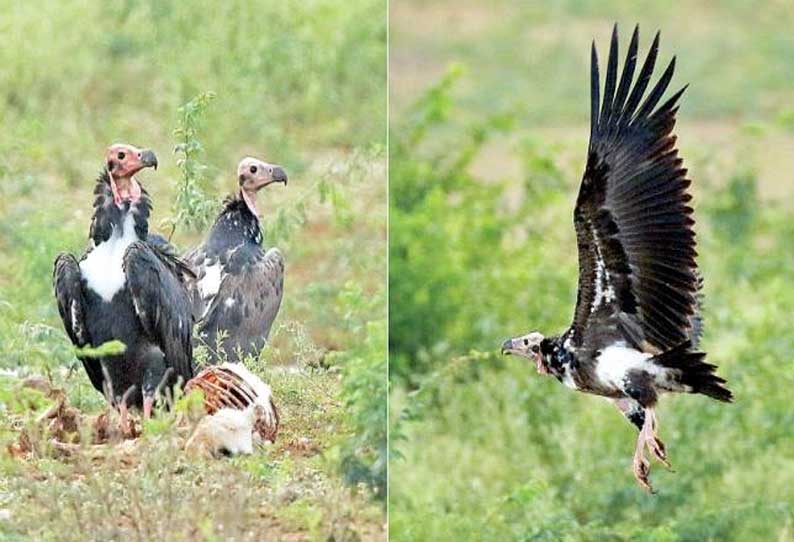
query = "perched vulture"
xmin=53 ymin=144 xmax=195 ymax=429
xmin=501 ymin=26 xmax=731 ymax=491
xmin=185 ymin=157 xmax=287 ymax=363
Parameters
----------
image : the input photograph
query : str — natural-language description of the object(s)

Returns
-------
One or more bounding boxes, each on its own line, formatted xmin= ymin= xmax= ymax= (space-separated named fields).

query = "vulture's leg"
xmin=614 ymin=399 xmax=671 ymax=469
xmin=142 ymin=397 xmax=154 ymax=420
xmin=632 ymin=415 xmax=653 ymax=492
xmin=612 ymin=398 xmax=645 ymax=430
xmin=119 ymin=400 xmax=131 ymax=436
xmin=632 ymin=407 xmax=673 ymax=492
xmin=143 ymin=367 xmax=175 ymax=419
xmin=142 ymin=348 xmax=167 ymax=420
xmin=644 ymin=408 xmax=670 ymax=469
xmin=613 ymin=398 xmax=653 ymax=490
xmin=119 ymin=386 xmax=136 ymax=437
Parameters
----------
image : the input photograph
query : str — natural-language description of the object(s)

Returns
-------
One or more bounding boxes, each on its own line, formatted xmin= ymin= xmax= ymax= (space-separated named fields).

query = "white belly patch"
xmin=595 ymin=343 xmax=659 ymax=390
xmin=80 ymin=213 xmax=137 ymax=302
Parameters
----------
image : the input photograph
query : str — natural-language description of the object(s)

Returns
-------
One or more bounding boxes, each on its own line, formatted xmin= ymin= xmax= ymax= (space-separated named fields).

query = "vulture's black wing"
xmin=198 ymin=246 xmax=284 ymax=361
xmin=146 ymin=233 xmax=176 ymax=252
xmin=53 ymin=253 xmax=104 ymax=390
xmin=570 ymin=25 xmax=699 ymax=352
xmin=182 ymin=244 xmax=210 ymax=321
xmin=123 ymin=241 xmax=195 ymax=383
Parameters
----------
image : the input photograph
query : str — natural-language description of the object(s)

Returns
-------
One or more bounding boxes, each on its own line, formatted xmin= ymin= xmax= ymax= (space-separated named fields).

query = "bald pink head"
xmin=237 ymin=156 xmax=287 ymax=216
xmin=105 ymin=143 xmax=158 ymax=206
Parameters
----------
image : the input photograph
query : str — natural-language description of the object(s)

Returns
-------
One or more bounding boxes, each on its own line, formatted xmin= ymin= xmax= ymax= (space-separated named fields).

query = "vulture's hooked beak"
xmin=272 ymin=166 xmax=288 ymax=186
xmin=500 ymin=336 xmax=549 ymax=375
xmin=139 ymin=149 xmax=158 ymax=171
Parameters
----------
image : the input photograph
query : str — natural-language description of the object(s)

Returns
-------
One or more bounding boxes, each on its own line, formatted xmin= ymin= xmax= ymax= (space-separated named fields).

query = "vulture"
xmin=185 ymin=157 xmax=287 ymax=363
xmin=501 ymin=26 xmax=732 ymax=491
xmin=53 ymin=144 xmax=195 ymax=429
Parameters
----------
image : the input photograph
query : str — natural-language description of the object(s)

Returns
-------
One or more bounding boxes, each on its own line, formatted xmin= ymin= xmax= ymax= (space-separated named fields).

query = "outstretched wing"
xmin=571 ymin=25 xmax=699 ymax=352
xmin=53 ymin=253 xmax=105 ymax=390
xmin=123 ymin=241 xmax=194 ymax=382
xmin=197 ymin=246 xmax=284 ymax=362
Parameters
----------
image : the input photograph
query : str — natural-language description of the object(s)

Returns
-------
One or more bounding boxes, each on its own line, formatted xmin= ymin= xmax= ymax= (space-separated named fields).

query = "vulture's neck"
xmin=88 ymin=170 xmax=151 ymax=245
xmin=208 ymin=192 xmax=263 ymax=248
xmin=542 ymin=333 xmax=573 ymax=381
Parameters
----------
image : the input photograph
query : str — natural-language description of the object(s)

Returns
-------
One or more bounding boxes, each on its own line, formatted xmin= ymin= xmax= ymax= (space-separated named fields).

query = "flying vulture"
xmin=501 ymin=26 xmax=732 ymax=491
xmin=185 ymin=157 xmax=287 ymax=363
xmin=53 ymin=144 xmax=195 ymax=430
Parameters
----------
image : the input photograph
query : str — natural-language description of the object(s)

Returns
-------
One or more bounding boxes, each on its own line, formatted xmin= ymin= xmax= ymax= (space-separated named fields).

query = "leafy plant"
xmin=389 ymin=68 xmax=567 ymax=382
xmin=334 ymin=282 xmax=387 ymax=499
xmin=167 ymin=91 xmax=220 ymax=235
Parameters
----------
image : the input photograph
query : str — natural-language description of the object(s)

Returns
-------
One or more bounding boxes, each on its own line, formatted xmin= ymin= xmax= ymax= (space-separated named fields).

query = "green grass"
xmin=0 ymin=1 xmax=386 ymax=540
xmin=390 ymin=2 xmax=794 ymax=541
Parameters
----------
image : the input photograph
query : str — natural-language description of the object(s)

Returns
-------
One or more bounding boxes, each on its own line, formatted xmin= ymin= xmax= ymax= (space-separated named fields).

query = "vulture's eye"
xmin=250 ymin=165 xmax=258 ymax=174
xmin=523 ymin=339 xmax=529 ymax=346
xmin=118 ymin=152 xmax=126 ymax=160
xmin=531 ymin=344 xmax=540 ymax=354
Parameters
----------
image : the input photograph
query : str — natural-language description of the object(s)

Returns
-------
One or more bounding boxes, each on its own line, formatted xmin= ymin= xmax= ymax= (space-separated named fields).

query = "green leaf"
xmin=74 ymin=340 xmax=127 ymax=358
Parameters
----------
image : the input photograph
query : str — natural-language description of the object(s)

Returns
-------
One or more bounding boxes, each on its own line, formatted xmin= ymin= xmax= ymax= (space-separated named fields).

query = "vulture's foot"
xmin=646 ymin=434 xmax=671 ymax=469
xmin=118 ymin=386 xmax=137 ymax=438
xmin=632 ymin=407 xmax=670 ymax=493
xmin=644 ymin=408 xmax=672 ymax=469
xmin=632 ymin=430 xmax=653 ymax=493
xmin=119 ymin=401 xmax=132 ymax=437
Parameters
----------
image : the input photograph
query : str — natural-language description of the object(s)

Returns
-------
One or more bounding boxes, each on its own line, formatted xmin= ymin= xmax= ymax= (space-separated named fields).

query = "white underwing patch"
xmin=69 ymin=300 xmax=84 ymax=342
xmin=198 ymin=262 xmax=222 ymax=305
xmin=80 ymin=213 xmax=137 ymax=302
xmin=590 ymin=227 xmax=616 ymax=313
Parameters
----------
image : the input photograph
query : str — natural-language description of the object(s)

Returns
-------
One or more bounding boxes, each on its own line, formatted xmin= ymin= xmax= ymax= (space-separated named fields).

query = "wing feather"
xmin=571 ymin=25 xmax=700 ymax=351
xmin=53 ymin=253 xmax=104 ymax=391
xmin=123 ymin=242 xmax=194 ymax=382
xmin=197 ymin=246 xmax=284 ymax=363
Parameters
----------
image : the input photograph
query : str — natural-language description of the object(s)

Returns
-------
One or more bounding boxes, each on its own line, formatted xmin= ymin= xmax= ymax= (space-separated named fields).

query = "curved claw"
xmin=633 ymin=453 xmax=654 ymax=493
xmin=647 ymin=435 xmax=672 ymax=470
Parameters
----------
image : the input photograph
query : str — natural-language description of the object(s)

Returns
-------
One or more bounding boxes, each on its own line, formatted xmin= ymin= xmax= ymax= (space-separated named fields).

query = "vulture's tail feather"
xmin=652 ymin=341 xmax=733 ymax=402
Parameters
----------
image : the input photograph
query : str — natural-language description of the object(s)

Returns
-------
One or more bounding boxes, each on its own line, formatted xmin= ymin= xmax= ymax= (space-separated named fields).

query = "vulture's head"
xmin=105 ymin=143 xmax=158 ymax=206
xmin=237 ymin=157 xmax=288 ymax=216
xmin=501 ymin=331 xmax=550 ymax=375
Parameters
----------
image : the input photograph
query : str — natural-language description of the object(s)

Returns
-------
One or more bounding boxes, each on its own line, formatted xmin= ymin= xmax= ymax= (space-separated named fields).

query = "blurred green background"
xmin=390 ymin=1 xmax=794 ymax=541
xmin=0 ymin=1 xmax=386 ymax=540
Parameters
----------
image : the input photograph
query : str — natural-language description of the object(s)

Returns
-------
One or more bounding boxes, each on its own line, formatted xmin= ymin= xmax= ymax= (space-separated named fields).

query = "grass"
xmin=389 ymin=2 xmax=794 ymax=541
xmin=0 ymin=0 xmax=386 ymax=540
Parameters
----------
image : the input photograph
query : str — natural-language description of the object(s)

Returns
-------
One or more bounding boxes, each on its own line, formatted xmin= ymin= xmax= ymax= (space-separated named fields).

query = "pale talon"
xmin=647 ymin=435 xmax=671 ymax=469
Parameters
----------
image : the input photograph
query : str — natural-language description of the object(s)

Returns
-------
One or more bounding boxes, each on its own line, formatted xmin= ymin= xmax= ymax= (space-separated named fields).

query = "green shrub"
xmin=389 ymin=69 xmax=572 ymax=382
